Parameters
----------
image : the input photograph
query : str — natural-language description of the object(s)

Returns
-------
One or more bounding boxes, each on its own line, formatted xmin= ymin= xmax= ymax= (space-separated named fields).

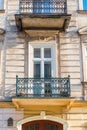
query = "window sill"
xmin=77 ymin=10 xmax=87 ymax=14
xmin=0 ymin=10 xmax=5 ymax=13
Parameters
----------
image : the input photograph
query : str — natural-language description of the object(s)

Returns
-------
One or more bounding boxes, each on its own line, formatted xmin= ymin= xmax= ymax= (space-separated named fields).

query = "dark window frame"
xmin=7 ymin=118 xmax=13 ymax=127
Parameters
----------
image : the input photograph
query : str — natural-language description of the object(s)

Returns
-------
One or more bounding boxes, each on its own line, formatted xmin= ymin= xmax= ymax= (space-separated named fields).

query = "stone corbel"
xmin=0 ymin=28 xmax=5 ymax=35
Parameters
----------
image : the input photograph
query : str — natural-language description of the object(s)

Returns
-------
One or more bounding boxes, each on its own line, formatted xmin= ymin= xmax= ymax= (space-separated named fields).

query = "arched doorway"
xmin=17 ymin=114 xmax=68 ymax=130
xmin=22 ymin=120 xmax=63 ymax=130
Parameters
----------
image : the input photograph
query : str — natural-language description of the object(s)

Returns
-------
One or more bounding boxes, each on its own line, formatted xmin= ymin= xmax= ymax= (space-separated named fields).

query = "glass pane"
xmin=44 ymin=62 xmax=51 ymax=78
xmin=34 ymin=62 xmax=41 ymax=78
xmin=56 ymin=125 xmax=60 ymax=130
xmin=30 ymin=125 xmax=34 ymax=130
xmin=8 ymin=118 xmax=13 ymax=126
xmin=83 ymin=0 xmax=87 ymax=10
xmin=35 ymin=124 xmax=40 ymax=130
xmin=0 ymin=0 xmax=3 ymax=9
xmin=25 ymin=126 xmax=29 ymax=130
xmin=34 ymin=48 xmax=41 ymax=58
xmin=44 ymin=48 xmax=51 ymax=58
xmin=25 ymin=124 xmax=40 ymax=130
xmin=45 ymin=123 xmax=56 ymax=130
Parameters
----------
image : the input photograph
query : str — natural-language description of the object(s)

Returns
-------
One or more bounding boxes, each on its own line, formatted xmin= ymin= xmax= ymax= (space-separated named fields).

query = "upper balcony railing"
xmin=16 ymin=75 xmax=70 ymax=98
xmin=19 ymin=0 xmax=67 ymax=15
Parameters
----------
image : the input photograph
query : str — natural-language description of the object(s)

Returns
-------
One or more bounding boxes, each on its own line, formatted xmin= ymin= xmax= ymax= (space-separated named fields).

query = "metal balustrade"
xmin=19 ymin=0 xmax=67 ymax=14
xmin=16 ymin=75 xmax=70 ymax=98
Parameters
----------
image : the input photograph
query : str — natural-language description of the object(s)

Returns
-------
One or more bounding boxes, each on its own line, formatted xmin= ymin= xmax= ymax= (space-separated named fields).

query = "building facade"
xmin=0 ymin=0 xmax=87 ymax=130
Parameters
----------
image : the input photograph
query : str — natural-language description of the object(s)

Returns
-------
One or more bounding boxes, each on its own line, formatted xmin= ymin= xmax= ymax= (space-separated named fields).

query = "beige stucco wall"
xmin=0 ymin=0 xmax=87 ymax=129
xmin=0 ymin=1 xmax=87 ymax=130
xmin=0 ymin=106 xmax=87 ymax=130
xmin=0 ymin=0 xmax=83 ymax=98
xmin=0 ymin=108 xmax=23 ymax=130
xmin=77 ymin=13 xmax=87 ymax=29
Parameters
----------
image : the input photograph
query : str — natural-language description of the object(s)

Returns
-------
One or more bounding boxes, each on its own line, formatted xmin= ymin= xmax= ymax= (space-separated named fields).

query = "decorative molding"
xmin=0 ymin=102 xmax=14 ymax=108
xmin=17 ymin=115 xmax=68 ymax=130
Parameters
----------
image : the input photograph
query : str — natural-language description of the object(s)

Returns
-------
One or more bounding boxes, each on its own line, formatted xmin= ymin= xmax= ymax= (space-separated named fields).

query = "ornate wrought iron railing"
xmin=19 ymin=0 xmax=67 ymax=14
xmin=16 ymin=75 xmax=70 ymax=98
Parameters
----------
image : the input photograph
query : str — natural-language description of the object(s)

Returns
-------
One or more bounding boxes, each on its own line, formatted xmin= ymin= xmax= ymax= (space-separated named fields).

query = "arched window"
xmin=0 ymin=0 xmax=4 ymax=10
xmin=7 ymin=118 xmax=13 ymax=127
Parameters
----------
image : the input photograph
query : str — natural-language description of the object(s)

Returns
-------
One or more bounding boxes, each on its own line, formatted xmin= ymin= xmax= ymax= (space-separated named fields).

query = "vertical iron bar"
xmin=18 ymin=0 xmax=20 ymax=14
xmin=16 ymin=75 xmax=18 ymax=96
xmin=68 ymin=75 xmax=70 ymax=96
xmin=65 ymin=0 xmax=67 ymax=14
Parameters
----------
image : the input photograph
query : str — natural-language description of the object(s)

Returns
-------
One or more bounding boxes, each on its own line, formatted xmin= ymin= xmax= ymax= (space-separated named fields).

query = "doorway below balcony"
xmin=17 ymin=113 xmax=68 ymax=130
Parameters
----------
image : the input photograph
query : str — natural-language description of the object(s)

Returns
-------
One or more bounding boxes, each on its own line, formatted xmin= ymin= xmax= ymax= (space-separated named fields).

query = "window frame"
xmin=79 ymin=0 xmax=87 ymax=10
xmin=85 ymin=46 xmax=87 ymax=57
xmin=82 ymin=43 xmax=87 ymax=81
xmin=7 ymin=118 xmax=13 ymax=127
xmin=28 ymin=42 xmax=57 ymax=78
xmin=33 ymin=47 xmax=52 ymax=78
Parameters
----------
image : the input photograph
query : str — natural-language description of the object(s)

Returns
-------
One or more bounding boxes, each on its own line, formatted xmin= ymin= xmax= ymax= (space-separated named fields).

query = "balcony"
xmin=16 ymin=75 xmax=70 ymax=98
xmin=15 ymin=0 xmax=71 ymax=36
xmin=19 ymin=0 xmax=67 ymax=14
